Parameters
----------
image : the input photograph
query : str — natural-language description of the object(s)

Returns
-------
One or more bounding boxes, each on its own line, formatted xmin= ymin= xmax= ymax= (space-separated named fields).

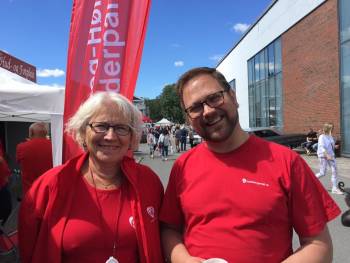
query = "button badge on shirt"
xmin=129 ymin=216 xmax=136 ymax=229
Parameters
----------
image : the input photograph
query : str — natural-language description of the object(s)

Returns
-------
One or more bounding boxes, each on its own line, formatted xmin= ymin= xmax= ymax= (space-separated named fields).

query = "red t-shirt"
xmin=16 ymin=138 xmax=53 ymax=193
xmin=160 ymin=136 xmax=340 ymax=263
xmin=62 ymin=175 xmax=138 ymax=263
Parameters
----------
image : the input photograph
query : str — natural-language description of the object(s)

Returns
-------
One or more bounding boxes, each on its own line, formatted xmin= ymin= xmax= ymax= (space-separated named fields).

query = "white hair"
xmin=66 ymin=92 xmax=143 ymax=150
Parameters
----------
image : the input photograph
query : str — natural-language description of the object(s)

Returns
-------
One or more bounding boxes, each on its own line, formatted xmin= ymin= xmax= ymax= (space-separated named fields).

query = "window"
xmin=247 ymin=37 xmax=282 ymax=128
xmin=229 ymin=79 xmax=236 ymax=91
xmin=339 ymin=0 xmax=350 ymax=155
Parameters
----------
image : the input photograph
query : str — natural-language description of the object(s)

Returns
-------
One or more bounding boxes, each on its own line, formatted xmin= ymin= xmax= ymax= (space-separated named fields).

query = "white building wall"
xmin=217 ymin=0 xmax=326 ymax=129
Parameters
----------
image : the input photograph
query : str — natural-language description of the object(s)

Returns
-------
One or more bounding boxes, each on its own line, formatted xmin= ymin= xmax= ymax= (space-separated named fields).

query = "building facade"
xmin=133 ymin=95 xmax=148 ymax=116
xmin=217 ymin=0 xmax=350 ymax=156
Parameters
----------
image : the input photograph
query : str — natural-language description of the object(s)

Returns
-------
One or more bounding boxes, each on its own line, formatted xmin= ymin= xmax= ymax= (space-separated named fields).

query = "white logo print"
xmin=242 ymin=178 xmax=269 ymax=187
xmin=146 ymin=206 xmax=155 ymax=219
xmin=129 ymin=216 xmax=135 ymax=229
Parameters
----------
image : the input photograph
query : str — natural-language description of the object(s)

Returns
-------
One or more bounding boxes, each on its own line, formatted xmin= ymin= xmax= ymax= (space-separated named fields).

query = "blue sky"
xmin=0 ymin=0 xmax=271 ymax=99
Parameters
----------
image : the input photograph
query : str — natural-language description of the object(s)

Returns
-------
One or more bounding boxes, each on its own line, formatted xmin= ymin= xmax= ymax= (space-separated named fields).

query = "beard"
xmin=196 ymin=107 xmax=239 ymax=143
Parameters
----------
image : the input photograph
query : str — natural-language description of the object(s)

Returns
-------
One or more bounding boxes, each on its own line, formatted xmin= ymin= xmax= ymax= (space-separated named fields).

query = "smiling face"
xmin=182 ymin=74 xmax=239 ymax=143
xmin=84 ymin=100 xmax=132 ymax=166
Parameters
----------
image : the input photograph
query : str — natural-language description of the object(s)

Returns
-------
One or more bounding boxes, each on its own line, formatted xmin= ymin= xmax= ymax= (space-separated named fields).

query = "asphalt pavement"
xmin=135 ymin=143 xmax=350 ymax=263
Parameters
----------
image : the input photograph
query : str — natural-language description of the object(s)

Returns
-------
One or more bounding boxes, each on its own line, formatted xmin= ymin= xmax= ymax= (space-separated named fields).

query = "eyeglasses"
xmin=185 ymin=90 xmax=227 ymax=119
xmin=88 ymin=122 xmax=131 ymax=136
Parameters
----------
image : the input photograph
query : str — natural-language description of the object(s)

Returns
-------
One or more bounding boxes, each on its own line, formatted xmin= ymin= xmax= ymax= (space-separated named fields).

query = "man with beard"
xmin=160 ymin=67 xmax=340 ymax=263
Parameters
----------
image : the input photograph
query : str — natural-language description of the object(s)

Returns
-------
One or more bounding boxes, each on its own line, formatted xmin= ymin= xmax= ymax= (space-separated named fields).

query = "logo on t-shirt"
xmin=242 ymin=178 xmax=269 ymax=187
xmin=146 ymin=206 xmax=156 ymax=222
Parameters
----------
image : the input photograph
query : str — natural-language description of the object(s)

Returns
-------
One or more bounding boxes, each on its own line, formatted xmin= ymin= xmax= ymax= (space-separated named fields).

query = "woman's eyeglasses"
xmin=88 ymin=122 xmax=131 ymax=136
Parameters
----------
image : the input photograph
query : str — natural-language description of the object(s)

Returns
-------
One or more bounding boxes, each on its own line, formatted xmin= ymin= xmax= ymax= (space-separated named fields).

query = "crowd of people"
xmin=0 ymin=67 xmax=344 ymax=263
xmin=146 ymin=124 xmax=195 ymax=161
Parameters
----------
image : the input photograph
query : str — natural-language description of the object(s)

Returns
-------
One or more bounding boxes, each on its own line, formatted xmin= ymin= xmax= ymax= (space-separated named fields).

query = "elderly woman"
xmin=18 ymin=92 xmax=164 ymax=263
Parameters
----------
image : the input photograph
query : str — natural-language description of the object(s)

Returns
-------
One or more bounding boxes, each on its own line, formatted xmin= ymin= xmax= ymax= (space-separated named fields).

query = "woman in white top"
xmin=158 ymin=129 xmax=170 ymax=161
xmin=316 ymin=123 xmax=342 ymax=194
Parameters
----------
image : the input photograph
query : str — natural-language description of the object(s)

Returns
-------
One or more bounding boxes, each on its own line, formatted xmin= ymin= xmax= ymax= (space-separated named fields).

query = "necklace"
xmin=90 ymin=168 xmax=124 ymax=263
xmin=90 ymin=169 xmax=119 ymax=189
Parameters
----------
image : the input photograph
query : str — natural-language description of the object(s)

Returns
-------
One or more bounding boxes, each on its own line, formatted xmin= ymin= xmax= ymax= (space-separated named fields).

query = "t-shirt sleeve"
xmin=159 ymin=161 xmax=184 ymax=227
xmin=289 ymin=155 xmax=340 ymax=237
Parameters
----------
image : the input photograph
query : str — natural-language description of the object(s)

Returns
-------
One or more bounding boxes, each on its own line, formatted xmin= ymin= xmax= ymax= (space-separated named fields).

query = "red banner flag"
xmin=63 ymin=0 xmax=151 ymax=162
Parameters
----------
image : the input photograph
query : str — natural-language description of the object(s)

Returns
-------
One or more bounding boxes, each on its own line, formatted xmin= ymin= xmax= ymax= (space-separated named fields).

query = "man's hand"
xmin=162 ymin=224 xmax=205 ymax=263
xmin=325 ymin=154 xmax=333 ymax=161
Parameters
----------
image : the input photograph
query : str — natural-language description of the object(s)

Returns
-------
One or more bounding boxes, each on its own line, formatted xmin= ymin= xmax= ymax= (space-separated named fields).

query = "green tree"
xmin=144 ymin=84 xmax=185 ymax=123
xmin=145 ymin=98 xmax=162 ymax=122
xmin=158 ymin=84 xmax=185 ymax=123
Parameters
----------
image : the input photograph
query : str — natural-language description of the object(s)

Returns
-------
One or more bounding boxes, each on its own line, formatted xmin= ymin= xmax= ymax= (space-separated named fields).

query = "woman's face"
xmin=84 ymin=101 xmax=132 ymax=165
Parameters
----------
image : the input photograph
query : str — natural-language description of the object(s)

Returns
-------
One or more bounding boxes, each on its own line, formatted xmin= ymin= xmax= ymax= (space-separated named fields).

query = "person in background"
xmin=316 ymin=123 xmax=343 ymax=195
xmin=180 ymin=125 xmax=188 ymax=151
xmin=0 ymin=140 xmax=12 ymax=224
xmin=188 ymin=128 xmax=194 ymax=148
xmin=160 ymin=67 xmax=340 ymax=263
xmin=169 ymin=125 xmax=176 ymax=154
xmin=174 ymin=125 xmax=181 ymax=153
xmin=16 ymin=122 xmax=53 ymax=195
xmin=311 ymin=128 xmax=323 ymax=153
xmin=158 ymin=129 xmax=170 ymax=161
xmin=301 ymin=127 xmax=318 ymax=155
xmin=147 ymin=128 xmax=156 ymax=158
xmin=18 ymin=92 xmax=164 ymax=263
xmin=153 ymin=127 xmax=161 ymax=157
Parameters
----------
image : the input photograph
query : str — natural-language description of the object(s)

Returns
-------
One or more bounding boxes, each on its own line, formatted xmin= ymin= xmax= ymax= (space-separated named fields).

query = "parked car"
xmin=245 ymin=127 xmax=306 ymax=149
xmin=187 ymin=131 xmax=202 ymax=146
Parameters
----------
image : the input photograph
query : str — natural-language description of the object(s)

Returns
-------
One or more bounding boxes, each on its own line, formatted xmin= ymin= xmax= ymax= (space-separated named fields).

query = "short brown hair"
xmin=176 ymin=67 xmax=231 ymax=108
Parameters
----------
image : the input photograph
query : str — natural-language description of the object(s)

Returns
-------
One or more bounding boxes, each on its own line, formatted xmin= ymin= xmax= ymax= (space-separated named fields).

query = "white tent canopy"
xmin=0 ymin=68 xmax=65 ymax=165
xmin=154 ymin=118 xmax=173 ymax=126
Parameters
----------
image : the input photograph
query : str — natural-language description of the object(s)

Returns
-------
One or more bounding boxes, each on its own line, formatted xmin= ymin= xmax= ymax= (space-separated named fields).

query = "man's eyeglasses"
xmin=185 ymin=90 xmax=228 ymax=119
xmin=88 ymin=122 xmax=131 ymax=136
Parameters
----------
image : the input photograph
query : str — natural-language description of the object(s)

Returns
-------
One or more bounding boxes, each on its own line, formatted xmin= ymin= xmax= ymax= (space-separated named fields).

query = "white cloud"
xmin=37 ymin=68 xmax=65 ymax=78
xmin=174 ymin=61 xmax=184 ymax=67
xmin=209 ymin=54 xmax=223 ymax=62
xmin=232 ymin=23 xmax=250 ymax=33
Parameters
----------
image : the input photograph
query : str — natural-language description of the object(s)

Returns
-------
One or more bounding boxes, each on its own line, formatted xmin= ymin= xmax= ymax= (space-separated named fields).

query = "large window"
xmin=229 ymin=79 xmax=236 ymax=91
xmin=339 ymin=0 xmax=350 ymax=155
xmin=248 ymin=38 xmax=282 ymax=128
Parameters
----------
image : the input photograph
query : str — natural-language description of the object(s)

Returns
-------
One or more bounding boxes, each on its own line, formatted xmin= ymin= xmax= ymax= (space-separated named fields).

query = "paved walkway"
xmin=303 ymin=155 xmax=350 ymax=178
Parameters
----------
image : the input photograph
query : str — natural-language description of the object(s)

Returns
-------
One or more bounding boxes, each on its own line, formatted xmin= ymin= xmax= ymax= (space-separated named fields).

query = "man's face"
xmin=182 ymin=74 xmax=239 ymax=142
